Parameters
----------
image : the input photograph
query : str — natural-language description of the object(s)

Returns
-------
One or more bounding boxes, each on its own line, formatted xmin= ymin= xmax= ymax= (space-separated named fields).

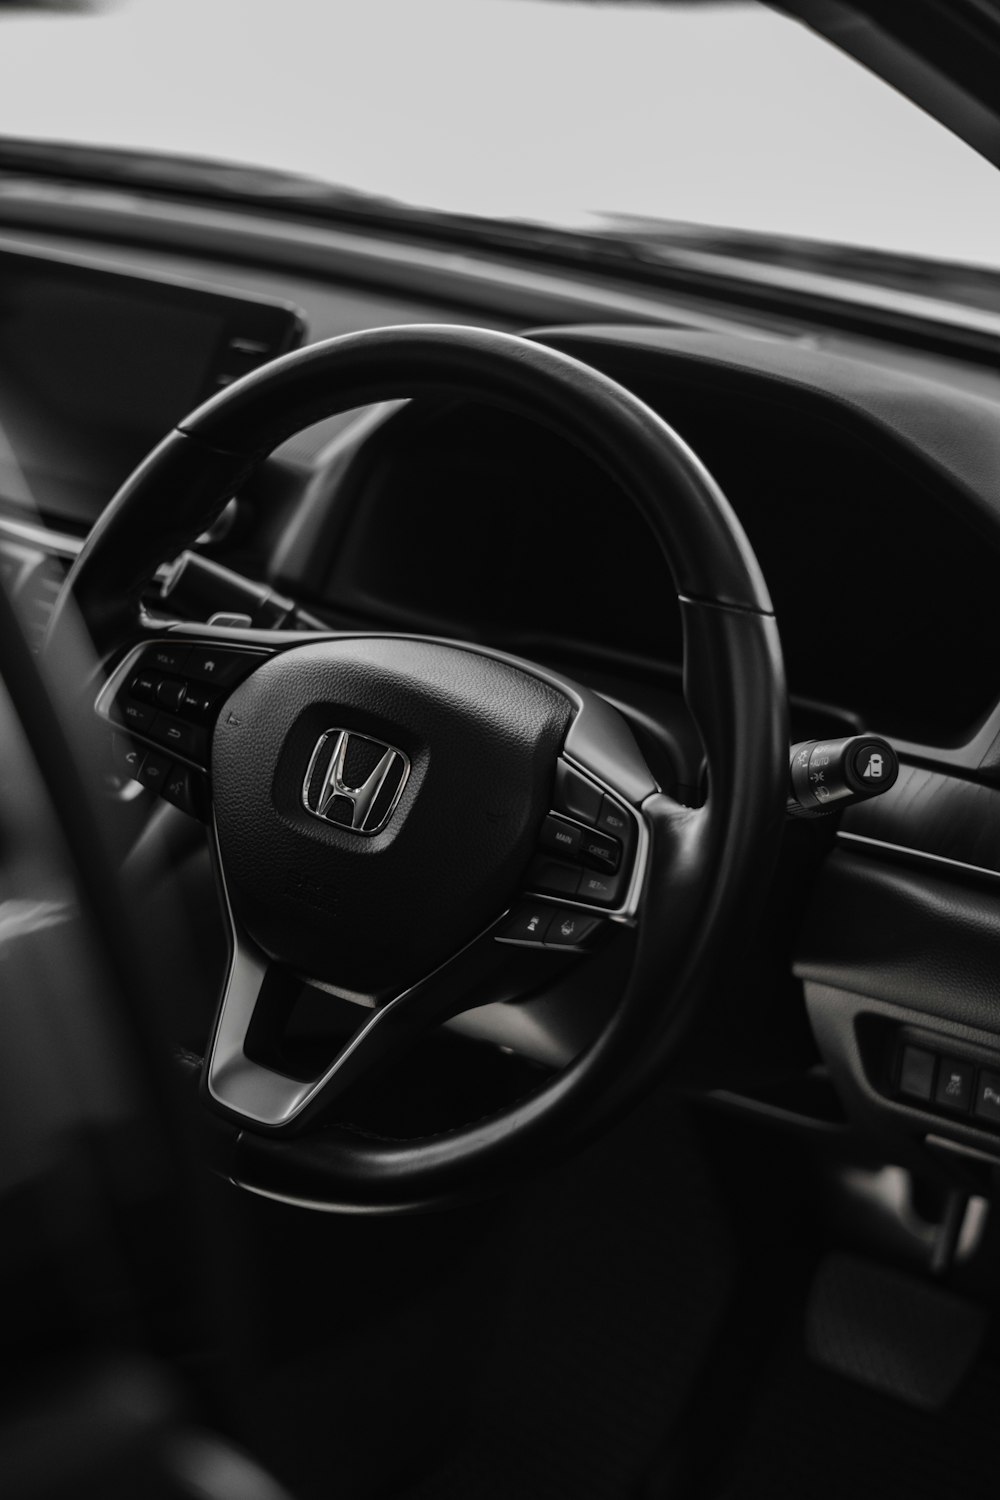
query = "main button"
xmin=540 ymin=815 xmax=583 ymax=859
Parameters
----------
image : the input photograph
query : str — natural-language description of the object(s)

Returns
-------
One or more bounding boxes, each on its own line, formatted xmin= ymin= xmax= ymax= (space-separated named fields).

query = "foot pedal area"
xmin=806 ymin=1252 xmax=987 ymax=1410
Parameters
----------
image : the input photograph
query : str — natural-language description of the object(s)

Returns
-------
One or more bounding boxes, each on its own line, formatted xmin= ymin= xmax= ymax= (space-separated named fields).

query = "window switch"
xmin=898 ymin=1046 xmax=935 ymax=1102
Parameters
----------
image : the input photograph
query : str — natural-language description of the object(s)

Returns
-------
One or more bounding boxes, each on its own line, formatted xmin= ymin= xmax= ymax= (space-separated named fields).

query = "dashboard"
xmin=6 ymin=192 xmax=1000 ymax=1178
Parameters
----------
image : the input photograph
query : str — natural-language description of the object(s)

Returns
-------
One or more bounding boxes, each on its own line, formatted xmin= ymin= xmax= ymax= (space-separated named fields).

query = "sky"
xmin=0 ymin=0 xmax=999 ymax=267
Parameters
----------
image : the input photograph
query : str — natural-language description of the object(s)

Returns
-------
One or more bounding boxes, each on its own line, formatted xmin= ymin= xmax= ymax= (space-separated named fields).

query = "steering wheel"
xmin=47 ymin=325 xmax=787 ymax=1213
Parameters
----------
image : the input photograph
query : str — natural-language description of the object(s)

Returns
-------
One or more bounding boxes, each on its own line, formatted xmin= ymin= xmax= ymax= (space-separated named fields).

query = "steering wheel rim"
xmin=49 ymin=325 xmax=788 ymax=1213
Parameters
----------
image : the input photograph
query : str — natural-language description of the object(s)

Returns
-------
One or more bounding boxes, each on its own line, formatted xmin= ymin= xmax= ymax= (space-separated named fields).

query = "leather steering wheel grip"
xmin=48 ymin=325 xmax=789 ymax=1211
xmin=48 ymin=326 xmax=772 ymax=661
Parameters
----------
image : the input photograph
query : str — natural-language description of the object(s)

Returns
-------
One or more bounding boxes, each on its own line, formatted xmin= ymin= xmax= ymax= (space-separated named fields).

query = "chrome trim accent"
xmin=301 ymin=728 xmax=409 ymax=835
xmin=836 ymin=830 xmax=1000 ymax=886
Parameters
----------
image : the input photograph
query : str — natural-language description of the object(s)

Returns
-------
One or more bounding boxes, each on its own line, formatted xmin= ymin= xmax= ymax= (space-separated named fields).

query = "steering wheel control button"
xmin=112 ymin=734 xmax=145 ymax=781
xmin=161 ymin=764 xmax=206 ymax=820
xmin=577 ymin=869 xmax=622 ymax=905
xmin=186 ymin=646 xmax=257 ymax=689
xmin=540 ymin=814 xmax=583 ymax=859
xmin=553 ymin=761 xmax=603 ymax=826
xmin=128 ymin=672 xmax=157 ymax=704
xmin=934 ymin=1058 xmax=974 ymax=1113
xmin=180 ymin=685 xmax=215 ymax=719
xmin=579 ymin=830 xmax=621 ymax=873
xmin=155 ymin=678 xmax=187 ymax=713
xmin=528 ymin=858 xmax=581 ymax=897
xmin=597 ymin=795 xmax=632 ymax=842
xmin=148 ymin=713 xmax=207 ymax=763
xmin=898 ymin=1046 xmax=936 ymax=1102
xmin=496 ymin=905 xmax=554 ymax=946
xmin=543 ymin=910 xmax=603 ymax=950
xmin=111 ymin=698 xmax=154 ymax=733
xmin=137 ymin=751 xmax=172 ymax=796
xmin=974 ymin=1073 xmax=1000 ymax=1124
xmin=146 ymin=644 xmax=189 ymax=675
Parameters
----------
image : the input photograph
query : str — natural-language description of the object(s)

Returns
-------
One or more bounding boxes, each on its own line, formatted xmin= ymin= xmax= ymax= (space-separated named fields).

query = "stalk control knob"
xmin=788 ymin=734 xmax=899 ymax=818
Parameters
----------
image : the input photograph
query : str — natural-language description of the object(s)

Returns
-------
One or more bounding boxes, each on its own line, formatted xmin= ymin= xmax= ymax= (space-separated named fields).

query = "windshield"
xmin=1 ymin=0 xmax=999 ymax=272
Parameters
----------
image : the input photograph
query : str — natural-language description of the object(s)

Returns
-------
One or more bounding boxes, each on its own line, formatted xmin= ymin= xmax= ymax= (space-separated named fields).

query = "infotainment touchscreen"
xmin=0 ymin=246 xmax=303 ymax=527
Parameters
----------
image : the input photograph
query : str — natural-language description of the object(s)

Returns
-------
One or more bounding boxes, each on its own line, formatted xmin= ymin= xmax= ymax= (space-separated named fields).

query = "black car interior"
xmin=6 ymin=152 xmax=1000 ymax=1496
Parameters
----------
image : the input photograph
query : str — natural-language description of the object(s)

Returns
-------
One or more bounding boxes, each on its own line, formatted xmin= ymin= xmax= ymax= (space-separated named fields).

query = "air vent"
xmin=0 ymin=541 xmax=67 ymax=649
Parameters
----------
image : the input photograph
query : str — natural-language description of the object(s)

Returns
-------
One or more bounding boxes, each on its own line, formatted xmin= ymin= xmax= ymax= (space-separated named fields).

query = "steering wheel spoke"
xmin=205 ymin=905 xmax=544 ymax=1132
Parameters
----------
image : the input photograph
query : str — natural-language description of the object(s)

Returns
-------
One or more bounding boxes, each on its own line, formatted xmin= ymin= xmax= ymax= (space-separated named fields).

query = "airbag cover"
xmin=212 ymin=637 xmax=571 ymax=993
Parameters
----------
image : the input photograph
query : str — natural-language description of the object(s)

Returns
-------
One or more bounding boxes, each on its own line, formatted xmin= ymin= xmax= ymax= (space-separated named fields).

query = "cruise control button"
xmin=553 ymin=762 xmax=603 ymax=826
xmin=597 ymin=795 xmax=632 ymax=842
xmin=540 ymin=814 xmax=583 ymax=859
xmin=137 ymin=751 xmax=173 ymax=796
xmin=579 ymin=830 xmax=621 ymax=873
xmin=974 ymin=1071 xmax=1000 ymax=1124
xmin=145 ymin=644 xmax=189 ymax=675
xmin=576 ymin=868 xmax=623 ymax=906
xmin=934 ymin=1058 xmax=973 ymax=1113
xmin=543 ymin=910 xmax=603 ymax=950
xmin=147 ymin=713 xmax=207 ymax=763
xmin=111 ymin=698 xmax=154 ymax=733
xmin=496 ymin=904 xmax=554 ymax=946
xmin=898 ymin=1045 xmax=935 ymax=1102
xmin=155 ymin=678 xmax=186 ymax=712
xmin=527 ymin=858 xmax=581 ymax=897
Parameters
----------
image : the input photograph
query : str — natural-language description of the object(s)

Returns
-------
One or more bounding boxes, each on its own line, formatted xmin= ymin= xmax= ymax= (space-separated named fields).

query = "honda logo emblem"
xmin=302 ymin=729 xmax=410 ymax=835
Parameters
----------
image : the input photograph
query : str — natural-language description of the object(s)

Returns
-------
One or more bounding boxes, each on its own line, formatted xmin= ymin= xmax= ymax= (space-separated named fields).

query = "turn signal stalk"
xmin=787 ymin=734 xmax=899 ymax=819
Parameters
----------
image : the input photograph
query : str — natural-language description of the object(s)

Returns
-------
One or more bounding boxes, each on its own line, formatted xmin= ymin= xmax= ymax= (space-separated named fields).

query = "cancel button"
xmin=974 ymin=1071 xmax=1000 ymax=1124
